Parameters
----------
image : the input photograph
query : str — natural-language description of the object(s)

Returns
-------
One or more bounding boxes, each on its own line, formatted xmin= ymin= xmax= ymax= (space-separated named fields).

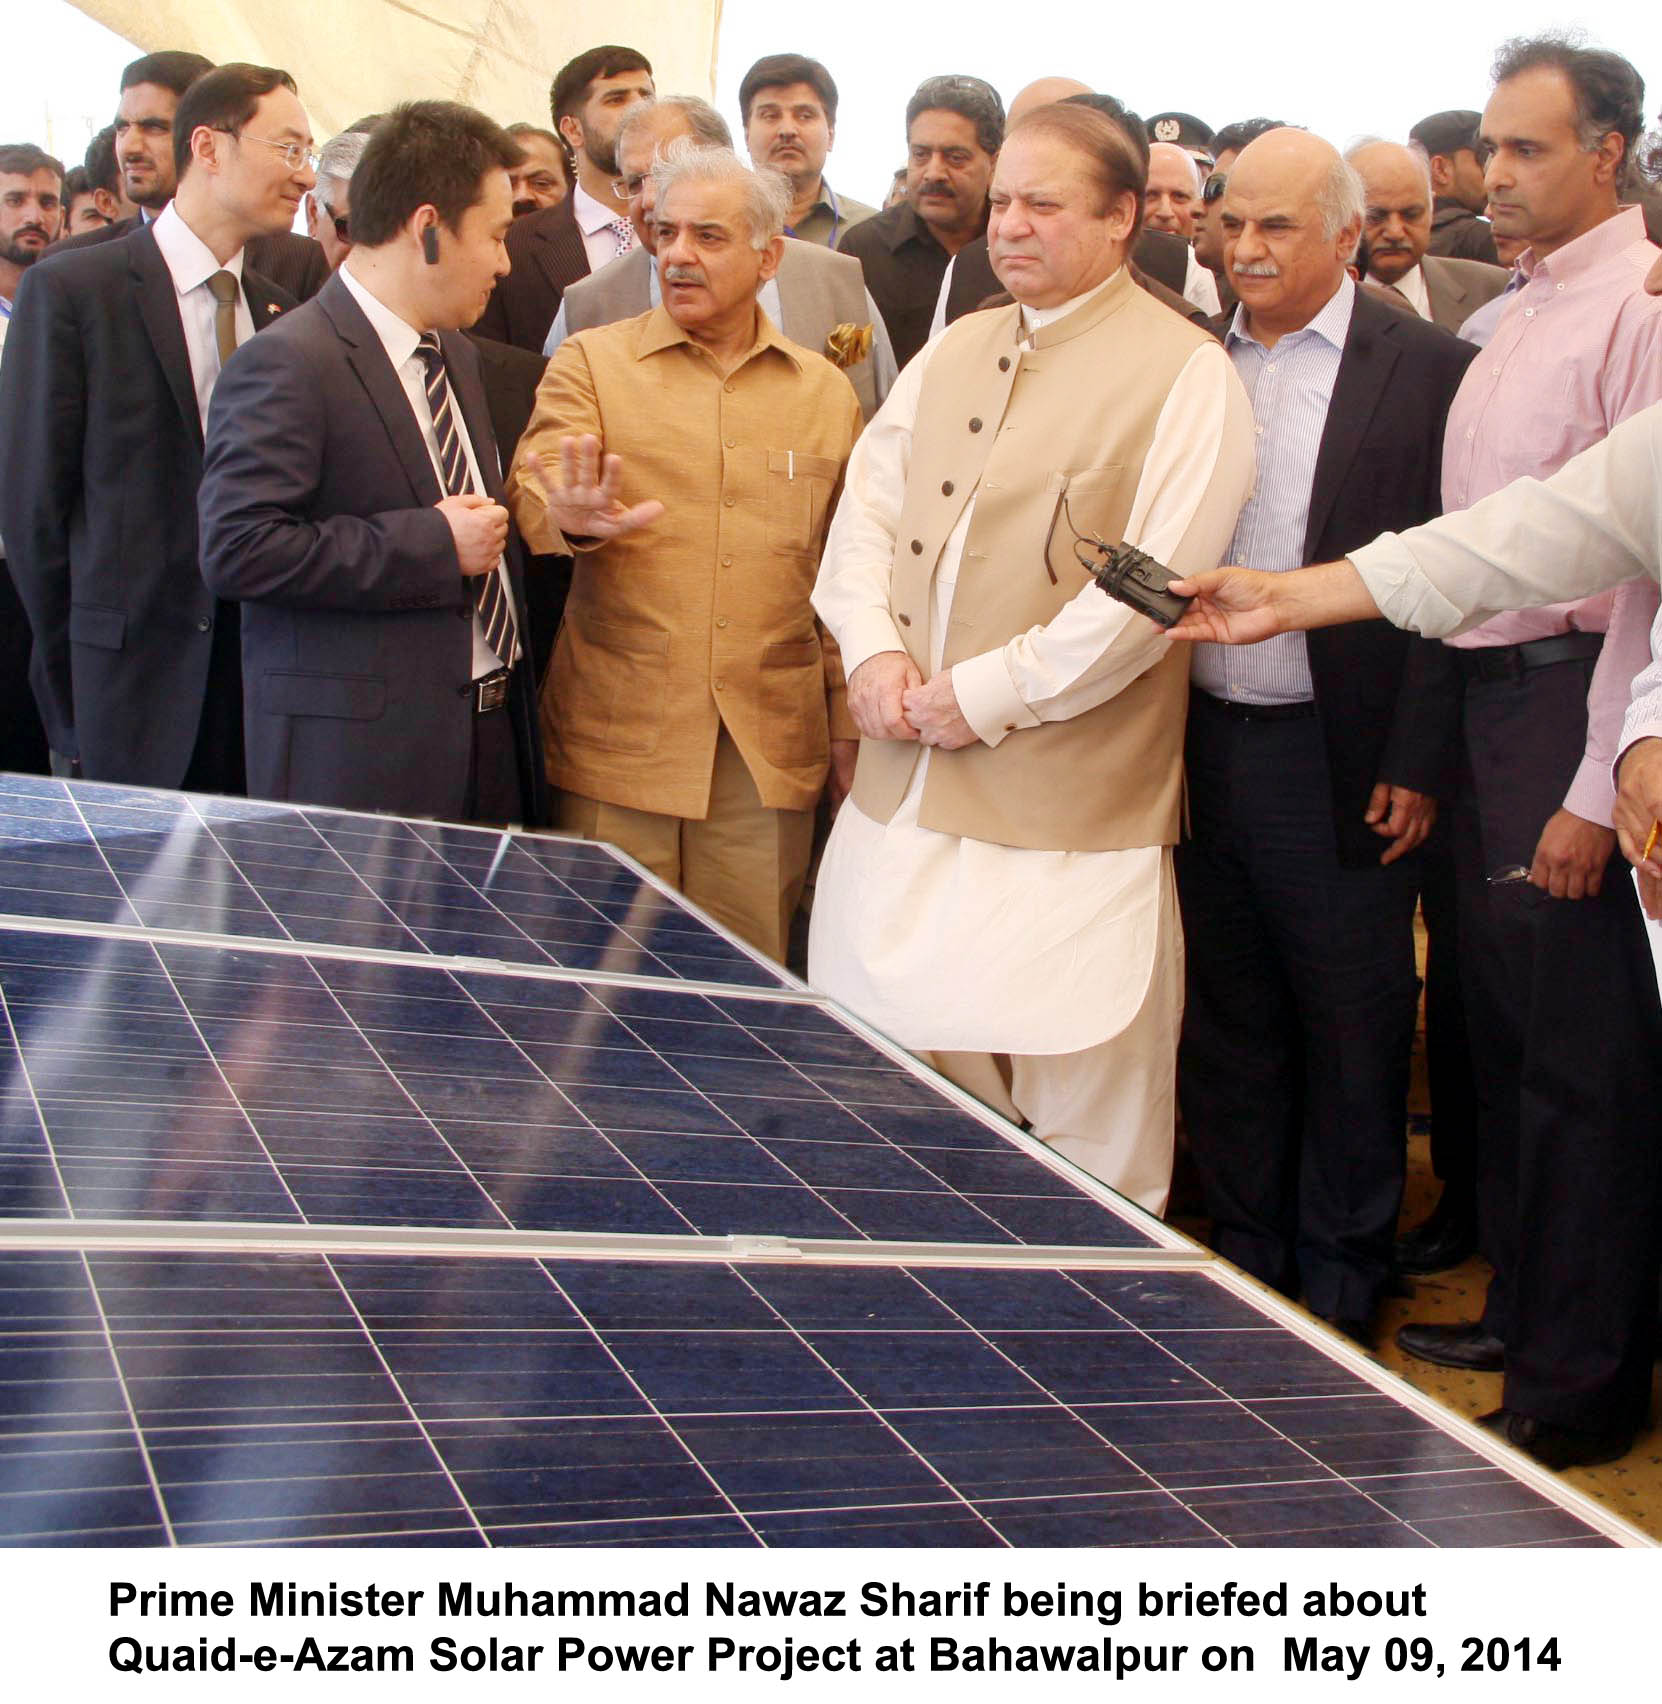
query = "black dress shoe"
xmin=1477 ymin=1407 xmax=1633 ymax=1470
xmin=1395 ymin=1319 xmax=1505 ymax=1370
xmin=1394 ymin=1193 xmax=1477 ymax=1275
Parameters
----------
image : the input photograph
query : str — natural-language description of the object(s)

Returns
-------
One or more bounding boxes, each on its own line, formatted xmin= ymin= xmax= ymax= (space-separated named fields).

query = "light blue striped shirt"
xmin=1192 ymin=275 xmax=1355 ymax=704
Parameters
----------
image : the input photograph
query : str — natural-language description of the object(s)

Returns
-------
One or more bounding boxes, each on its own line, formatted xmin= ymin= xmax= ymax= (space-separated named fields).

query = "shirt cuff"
xmin=1615 ymin=731 xmax=1662 ymax=791
xmin=951 ymin=647 xmax=1040 ymax=748
xmin=836 ymin=610 xmax=911 ymax=680
xmin=1563 ymin=754 xmax=1617 ymax=829
xmin=1350 ymin=535 xmax=1468 ymax=639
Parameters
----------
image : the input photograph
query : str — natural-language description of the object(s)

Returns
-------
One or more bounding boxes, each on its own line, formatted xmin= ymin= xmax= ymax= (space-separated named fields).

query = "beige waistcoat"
xmin=850 ymin=265 xmax=1213 ymax=852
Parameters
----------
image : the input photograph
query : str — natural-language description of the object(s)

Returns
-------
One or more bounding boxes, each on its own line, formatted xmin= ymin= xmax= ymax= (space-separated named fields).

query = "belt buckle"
xmin=473 ymin=670 xmax=509 ymax=713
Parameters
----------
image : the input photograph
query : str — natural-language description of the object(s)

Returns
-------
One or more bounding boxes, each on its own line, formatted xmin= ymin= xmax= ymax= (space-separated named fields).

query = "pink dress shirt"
xmin=1440 ymin=205 xmax=1662 ymax=825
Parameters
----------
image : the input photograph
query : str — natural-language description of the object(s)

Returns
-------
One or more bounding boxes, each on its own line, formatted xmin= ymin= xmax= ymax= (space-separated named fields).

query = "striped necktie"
xmin=414 ymin=331 xmax=517 ymax=665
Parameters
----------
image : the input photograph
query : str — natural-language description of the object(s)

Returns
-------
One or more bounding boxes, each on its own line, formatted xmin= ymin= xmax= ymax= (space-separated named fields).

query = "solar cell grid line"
xmin=0 ymin=775 xmax=792 ymax=989
xmin=0 ymin=1249 xmax=1632 ymax=1548
xmin=0 ymin=928 xmax=1167 ymax=1250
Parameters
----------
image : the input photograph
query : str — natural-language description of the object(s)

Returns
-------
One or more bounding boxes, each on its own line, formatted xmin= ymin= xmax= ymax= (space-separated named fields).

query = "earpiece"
xmin=422 ymin=225 xmax=439 ymax=265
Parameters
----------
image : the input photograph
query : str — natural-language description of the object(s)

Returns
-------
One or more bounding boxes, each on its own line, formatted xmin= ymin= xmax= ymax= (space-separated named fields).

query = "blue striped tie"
xmin=415 ymin=332 xmax=517 ymax=664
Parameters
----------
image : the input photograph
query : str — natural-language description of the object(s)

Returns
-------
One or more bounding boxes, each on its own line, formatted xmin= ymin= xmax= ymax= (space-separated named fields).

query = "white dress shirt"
xmin=338 ymin=263 xmax=517 ymax=675
xmin=572 ymin=182 xmax=634 ymax=274
xmin=1387 ymin=261 xmax=1432 ymax=320
xmin=810 ymin=274 xmax=1254 ymax=1053
xmin=151 ymin=201 xmax=255 ymax=430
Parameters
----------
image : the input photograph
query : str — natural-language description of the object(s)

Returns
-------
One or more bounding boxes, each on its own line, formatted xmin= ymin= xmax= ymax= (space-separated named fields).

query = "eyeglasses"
xmin=610 ymin=173 xmax=647 ymax=201
xmin=221 ymin=130 xmax=319 ymax=173
xmin=1202 ymin=171 xmax=1228 ymax=206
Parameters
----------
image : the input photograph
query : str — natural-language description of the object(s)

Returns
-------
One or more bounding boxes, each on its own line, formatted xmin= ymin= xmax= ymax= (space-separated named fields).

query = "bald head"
xmin=1221 ymin=128 xmax=1363 ymax=343
xmin=1146 ymin=140 xmax=1201 ymax=236
xmin=1346 ymin=138 xmax=1432 ymax=284
xmin=1008 ymin=76 xmax=1093 ymax=124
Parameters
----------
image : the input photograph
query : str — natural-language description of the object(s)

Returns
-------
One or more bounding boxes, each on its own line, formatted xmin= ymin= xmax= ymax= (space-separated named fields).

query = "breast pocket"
xmin=1043 ymin=466 xmax=1127 ymax=581
xmin=765 ymin=450 xmax=841 ymax=554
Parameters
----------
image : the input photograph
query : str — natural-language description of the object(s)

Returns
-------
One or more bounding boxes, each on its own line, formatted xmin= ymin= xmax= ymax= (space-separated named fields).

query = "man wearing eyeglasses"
xmin=0 ymin=63 xmax=311 ymax=794
xmin=47 ymin=51 xmax=330 ymax=305
xmin=305 ymin=127 xmax=374 ymax=272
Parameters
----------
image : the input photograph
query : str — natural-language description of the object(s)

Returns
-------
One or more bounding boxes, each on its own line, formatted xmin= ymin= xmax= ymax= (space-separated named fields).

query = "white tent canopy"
xmin=70 ymin=0 xmax=719 ymax=138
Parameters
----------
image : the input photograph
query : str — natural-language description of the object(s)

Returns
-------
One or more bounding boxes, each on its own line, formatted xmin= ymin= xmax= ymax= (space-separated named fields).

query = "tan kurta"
xmin=506 ymin=305 xmax=862 ymax=818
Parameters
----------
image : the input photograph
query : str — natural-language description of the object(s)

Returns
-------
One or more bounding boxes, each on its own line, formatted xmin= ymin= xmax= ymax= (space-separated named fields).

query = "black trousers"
xmin=180 ymin=599 xmax=245 ymax=796
xmin=1419 ymin=816 xmax=1478 ymax=1200
xmin=0 ymin=559 xmax=49 ymax=775
xmin=1456 ymin=656 xmax=1662 ymax=1432
xmin=1177 ymin=693 xmax=1420 ymax=1319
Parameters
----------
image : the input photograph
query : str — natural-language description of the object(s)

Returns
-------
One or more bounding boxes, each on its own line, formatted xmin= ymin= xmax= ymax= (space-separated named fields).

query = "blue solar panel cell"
xmin=0 ymin=1251 xmax=1618 ymax=1548
xmin=0 ymin=777 xmax=790 ymax=988
xmin=0 ymin=928 xmax=1155 ymax=1249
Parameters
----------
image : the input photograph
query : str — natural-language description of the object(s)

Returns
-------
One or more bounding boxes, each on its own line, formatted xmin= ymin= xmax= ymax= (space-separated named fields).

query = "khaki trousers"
xmin=556 ymin=727 xmax=815 ymax=965
xmin=917 ymin=924 xmax=1183 ymax=1217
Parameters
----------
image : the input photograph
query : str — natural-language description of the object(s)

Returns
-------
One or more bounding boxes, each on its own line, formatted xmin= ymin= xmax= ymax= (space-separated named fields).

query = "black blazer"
xmin=197 ymin=273 xmax=546 ymax=824
xmin=0 ymin=223 xmax=292 ymax=783
xmin=470 ymin=196 xmax=590 ymax=350
xmin=1300 ymin=291 xmax=1477 ymax=865
xmin=49 ymin=213 xmax=329 ymax=301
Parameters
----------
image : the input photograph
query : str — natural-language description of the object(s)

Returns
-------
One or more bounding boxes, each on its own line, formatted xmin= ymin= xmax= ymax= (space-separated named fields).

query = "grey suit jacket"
xmin=1421 ymin=254 xmax=1509 ymax=335
xmin=559 ymin=239 xmax=890 ymax=420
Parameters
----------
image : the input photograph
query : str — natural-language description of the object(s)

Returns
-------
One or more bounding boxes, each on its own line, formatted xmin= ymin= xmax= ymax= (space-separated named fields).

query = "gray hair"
xmin=316 ymin=128 xmax=371 ymax=207
xmin=617 ymin=95 xmax=732 ymax=161
xmin=650 ymin=138 xmax=788 ymax=248
xmin=1316 ymin=154 xmax=1365 ymax=255
xmin=1346 ymin=135 xmax=1432 ymax=193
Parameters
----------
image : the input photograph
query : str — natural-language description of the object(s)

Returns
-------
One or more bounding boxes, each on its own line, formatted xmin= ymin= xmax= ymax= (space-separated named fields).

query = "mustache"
xmin=662 ymin=264 xmax=704 ymax=284
xmin=1233 ymin=262 xmax=1280 ymax=277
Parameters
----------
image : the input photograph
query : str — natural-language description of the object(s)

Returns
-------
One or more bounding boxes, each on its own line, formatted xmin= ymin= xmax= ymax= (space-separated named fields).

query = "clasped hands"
xmin=846 ymin=652 xmax=978 ymax=749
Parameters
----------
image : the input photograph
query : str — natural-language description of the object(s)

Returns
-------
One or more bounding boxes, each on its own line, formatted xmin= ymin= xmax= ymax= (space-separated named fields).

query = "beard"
xmin=0 ymin=230 xmax=47 ymax=267
xmin=583 ymin=130 xmax=621 ymax=176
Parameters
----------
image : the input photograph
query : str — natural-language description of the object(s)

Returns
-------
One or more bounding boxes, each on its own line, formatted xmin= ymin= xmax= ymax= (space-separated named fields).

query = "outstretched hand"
xmin=521 ymin=435 xmax=665 ymax=542
xmin=1165 ymin=568 xmax=1297 ymax=645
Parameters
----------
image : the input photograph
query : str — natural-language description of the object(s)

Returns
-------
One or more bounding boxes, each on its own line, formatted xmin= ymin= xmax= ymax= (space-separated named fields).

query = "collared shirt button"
xmin=968 ymin=417 xmax=983 ymax=432
xmin=941 ymin=480 xmax=954 ymax=496
xmin=197 ymin=616 xmax=212 ymax=632
xmin=1492 ymin=365 xmax=1501 ymax=375
xmin=1466 ymin=427 xmax=1475 ymax=438
xmin=910 ymin=538 xmax=923 ymax=554
xmin=723 ymin=437 xmax=736 ymax=448
xmin=721 ymin=555 xmax=733 ymax=566
xmin=1004 ymin=723 xmax=1017 ymax=733
xmin=723 ymin=381 xmax=736 ymax=392
xmin=723 ymin=495 xmax=736 ymax=507
xmin=1524 ymin=307 xmax=1535 ymax=318
xmin=716 ymin=615 xmax=729 ymax=628
xmin=998 ymin=356 xmax=1011 ymax=371
xmin=713 ymin=677 xmax=726 ymax=691
xmin=897 ymin=613 xmax=912 ymax=626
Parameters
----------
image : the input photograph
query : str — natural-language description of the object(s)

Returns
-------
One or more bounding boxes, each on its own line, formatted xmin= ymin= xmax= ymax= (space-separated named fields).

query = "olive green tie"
xmin=207 ymin=270 xmax=239 ymax=366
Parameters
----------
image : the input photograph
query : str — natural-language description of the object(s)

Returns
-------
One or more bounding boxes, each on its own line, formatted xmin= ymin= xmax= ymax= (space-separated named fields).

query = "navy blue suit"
xmin=0 ymin=222 xmax=291 ymax=786
xmin=197 ymin=272 xmax=546 ymax=824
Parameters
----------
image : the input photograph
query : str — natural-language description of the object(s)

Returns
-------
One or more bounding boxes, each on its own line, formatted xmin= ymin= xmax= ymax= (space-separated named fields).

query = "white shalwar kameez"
xmin=810 ymin=279 xmax=1254 ymax=1212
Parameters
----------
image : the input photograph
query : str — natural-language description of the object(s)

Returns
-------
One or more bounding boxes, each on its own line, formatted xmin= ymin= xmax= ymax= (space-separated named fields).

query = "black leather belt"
xmin=1192 ymin=689 xmax=1317 ymax=723
xmin=471 ymin=668 xmax=510 ymax=713
xmin=1455 ymin=631 xmax=1604 ymax=683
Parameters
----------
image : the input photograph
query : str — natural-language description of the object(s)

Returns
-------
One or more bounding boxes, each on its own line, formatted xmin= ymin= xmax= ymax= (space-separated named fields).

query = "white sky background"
xmin=3 ymin=1 xmax=1659 ymax=204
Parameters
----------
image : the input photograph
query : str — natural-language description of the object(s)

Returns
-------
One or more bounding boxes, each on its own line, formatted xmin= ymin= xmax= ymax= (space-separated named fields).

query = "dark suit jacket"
xmin=942 ymin=229 xmax=1213 ymax=329
xmin=471 ymin=196 xmax=590 ymax=350
xmin=48 ymin=213 xmax=329 ymax=301
xmin=0 ymin=223 xmax=292 ymax=783
xmin=1299 ymin=290 xmax=1477 ymax=865
xmin=197 ymin=273 xmax=546 ymax=824
xmin=466 ymin=330 xmax=571 ymax=683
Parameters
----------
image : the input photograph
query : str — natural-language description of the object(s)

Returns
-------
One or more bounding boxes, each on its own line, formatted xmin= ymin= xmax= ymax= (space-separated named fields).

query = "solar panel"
xmin=0 ymin=780 xmax=1640 ymax=1549
xmin=0 ymin=776 xmax=789 ymax=988
xmin=0 ymin=928 xmax=1160 ymax=1249
xmin=0 ymin=1250 xmax=1616 ymax=1549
